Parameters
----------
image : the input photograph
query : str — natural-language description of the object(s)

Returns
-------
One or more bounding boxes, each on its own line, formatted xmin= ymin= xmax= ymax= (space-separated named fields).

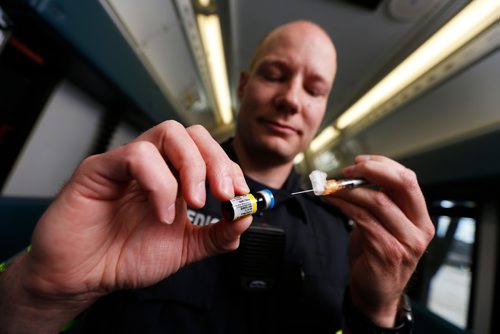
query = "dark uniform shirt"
xmin=77 ymin=139 xmax=351 ymax=333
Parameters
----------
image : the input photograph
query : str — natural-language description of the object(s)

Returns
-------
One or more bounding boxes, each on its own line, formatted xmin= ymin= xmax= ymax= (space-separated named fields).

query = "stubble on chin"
xmin=252 ymin=136 xmax=299 ymax=165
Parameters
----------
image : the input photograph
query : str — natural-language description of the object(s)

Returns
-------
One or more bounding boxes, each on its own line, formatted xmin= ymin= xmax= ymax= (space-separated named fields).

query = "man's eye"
xmin=307 ymin=87 xmax=322 ymax=97
xmin=264 ymin=72 xmax=282 ymax=81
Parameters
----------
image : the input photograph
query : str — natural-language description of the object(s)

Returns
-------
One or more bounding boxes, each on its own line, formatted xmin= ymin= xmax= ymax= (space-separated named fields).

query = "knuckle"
xmin=383 ymin=241 xmax=405 ymax=267
xmin=125 ymin=141 xmax=156 ymax=161
xmin=186 ymin=159 xmax=206 ymax=174
xmin=157 ymin=120 xmax=185 ymax=141
xmin=399 ymin=168 xmax=419 ymax=190
xmin=373 ymin=191 xmax=392 ymax=208
xmin=187 ymin=124 xmax=209 ymax=135
xmin=206 ymin=155 xmax=232 ymax=174
xmin=408 ymin=236 xmax=428 ymax=258
xmin=122 ymin=142 xmax=158 ymax=177
xmin=77 ymin=154 xmax=101 ymax=175
xmin=231 ymin=160 xmax=241 ymax=169
xmin=231 ymin=161 xmax=244 ymax=175
xmin=351 ymin=209 xmax=372 ymax=223
xmin=187 ymin=125 xmax=215 ymax=147
xmin=159 ymin=119 xmax=183 ymax=131
xmin=424 ymin=221 xmax=436 ymax=241
xmin=80 ymin=154 xmax=98 ymax=168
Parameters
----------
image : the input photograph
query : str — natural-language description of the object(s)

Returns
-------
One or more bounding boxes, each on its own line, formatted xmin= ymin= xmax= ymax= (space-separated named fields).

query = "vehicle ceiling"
xmin=3 ymin=0 xmax=500 ymax=192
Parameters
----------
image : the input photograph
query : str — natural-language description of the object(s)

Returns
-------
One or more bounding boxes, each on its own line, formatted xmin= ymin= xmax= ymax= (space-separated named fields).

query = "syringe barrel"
xmin=323 ymin=179 xmax=367 ymax=195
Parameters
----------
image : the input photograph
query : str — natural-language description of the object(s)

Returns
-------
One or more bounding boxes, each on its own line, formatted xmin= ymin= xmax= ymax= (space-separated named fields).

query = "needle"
xmin=290 ymin=189 xmax=315 ymax=195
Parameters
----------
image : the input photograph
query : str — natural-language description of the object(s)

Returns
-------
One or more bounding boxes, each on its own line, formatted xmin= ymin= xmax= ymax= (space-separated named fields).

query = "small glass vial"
xmin=221 ymin=189 xmax=275 ymax=221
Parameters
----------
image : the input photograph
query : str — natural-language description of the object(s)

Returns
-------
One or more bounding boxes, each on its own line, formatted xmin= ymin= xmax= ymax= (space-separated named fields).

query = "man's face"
xmin=236 ymin=23 xmax=337 ymax=164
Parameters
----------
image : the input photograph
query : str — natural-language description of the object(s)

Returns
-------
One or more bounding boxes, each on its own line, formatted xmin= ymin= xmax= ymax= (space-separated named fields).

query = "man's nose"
xmin=275 ymin=79 xmax=301 ymax=114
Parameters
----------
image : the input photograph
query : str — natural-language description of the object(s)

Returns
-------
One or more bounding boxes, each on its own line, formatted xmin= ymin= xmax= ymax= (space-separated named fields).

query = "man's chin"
xmin=259 ymin=140 xmax=298 ymax=163
xmin=240 ymin=132 xmax=297 ymax=160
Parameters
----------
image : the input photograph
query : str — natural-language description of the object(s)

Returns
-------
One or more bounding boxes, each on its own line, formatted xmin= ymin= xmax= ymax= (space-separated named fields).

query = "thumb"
xmin=202 ymin=216 xmax=253 ymax=257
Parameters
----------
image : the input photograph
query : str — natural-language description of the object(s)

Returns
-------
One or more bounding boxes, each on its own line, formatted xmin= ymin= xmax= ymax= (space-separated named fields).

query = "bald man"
xmin=0 ymin=21 xmax=434 ymax=333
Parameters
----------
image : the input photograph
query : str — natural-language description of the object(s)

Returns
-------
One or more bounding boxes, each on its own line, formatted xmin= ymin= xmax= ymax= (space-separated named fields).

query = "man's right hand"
xmin=0 ymin=120 xmax=251 ymax=333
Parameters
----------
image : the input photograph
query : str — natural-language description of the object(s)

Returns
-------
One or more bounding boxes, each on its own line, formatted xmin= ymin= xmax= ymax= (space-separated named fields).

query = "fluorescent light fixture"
xmin=293 ymin=152 xmax=304 ymax=165
xmin=197 ymin=14 xmax=233 ymax=125
xmin=197 ymin=0 xmax=211 ymax=8
xmin=336 ymin=0 xmax=500 ymax=130
xmin=310 ymin=126 xmax=339 ymax=152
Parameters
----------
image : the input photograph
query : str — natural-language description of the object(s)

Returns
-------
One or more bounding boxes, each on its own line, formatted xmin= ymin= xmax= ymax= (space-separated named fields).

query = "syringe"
xmin=290 ymin=169 xmax=369 ymax=197
xmin=290 ymin=178 xmax=367 ymax=196
xmin=221 ymin=171 xmax=367 ymax=221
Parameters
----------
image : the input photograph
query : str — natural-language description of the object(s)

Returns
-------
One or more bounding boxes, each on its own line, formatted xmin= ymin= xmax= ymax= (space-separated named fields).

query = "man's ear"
xmin=237 ymin=71 xmax=249 ymax=100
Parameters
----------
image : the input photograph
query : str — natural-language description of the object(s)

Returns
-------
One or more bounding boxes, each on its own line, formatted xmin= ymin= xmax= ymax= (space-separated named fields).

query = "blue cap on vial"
xmin=258 ymin=189 xmax=275 ymax=209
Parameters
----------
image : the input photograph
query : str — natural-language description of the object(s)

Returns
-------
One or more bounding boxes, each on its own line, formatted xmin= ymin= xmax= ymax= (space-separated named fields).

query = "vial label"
xmin=230 ymin=194 xmax=257 ymax=219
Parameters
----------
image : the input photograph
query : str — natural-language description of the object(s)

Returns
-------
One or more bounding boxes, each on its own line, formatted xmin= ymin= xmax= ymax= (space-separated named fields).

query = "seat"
xmin=0 ymin=196 xmax=52 ymax=261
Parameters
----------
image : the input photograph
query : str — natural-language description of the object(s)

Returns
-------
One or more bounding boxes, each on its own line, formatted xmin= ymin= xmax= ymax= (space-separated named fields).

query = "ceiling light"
xmin=336 ymin=0 xmax=500 ymax=130
xmin=310 ymin=126 xmax=339 ymax=152
xmin=197 ymin=14 xmax=233 ymax=125
xmin=293 ymin=152 xmax=304 ymax=165
xmin=197 ymin=0 xmax=211 ymax=8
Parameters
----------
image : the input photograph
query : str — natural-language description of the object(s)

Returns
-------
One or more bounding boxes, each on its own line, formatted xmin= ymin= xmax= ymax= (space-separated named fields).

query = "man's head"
xmin=234 ymin=20 xmax=337 ymax=166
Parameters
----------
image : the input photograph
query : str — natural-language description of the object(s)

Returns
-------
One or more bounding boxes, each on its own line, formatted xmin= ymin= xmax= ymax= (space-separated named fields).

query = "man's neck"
xmin=231 ymin=138 xmax=294 ymax=189
xmin=245 ymin=163 xmax=294 ymax=189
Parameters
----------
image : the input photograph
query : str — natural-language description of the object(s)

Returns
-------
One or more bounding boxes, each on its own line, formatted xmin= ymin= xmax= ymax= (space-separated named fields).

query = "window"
xmin=409 ymin=199 xmax=477 ymax=330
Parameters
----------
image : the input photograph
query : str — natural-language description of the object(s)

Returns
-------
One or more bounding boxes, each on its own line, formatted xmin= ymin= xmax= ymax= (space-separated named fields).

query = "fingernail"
xmin=356 ymin=155 xmax=370 ymax=162
xmin=193 ymin=181 xmax=206 ymax=206
xmin=221 ymin=177 xmax=234 ymax=198
xmin=236 ymin=175 xmax=249 ymax=194
xmin=162 ymin=203 xmax=176 ymax=224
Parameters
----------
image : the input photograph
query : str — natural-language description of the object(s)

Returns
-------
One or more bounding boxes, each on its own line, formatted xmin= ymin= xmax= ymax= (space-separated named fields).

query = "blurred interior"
xmin=1 ymin=1 xmax=499 ymax=333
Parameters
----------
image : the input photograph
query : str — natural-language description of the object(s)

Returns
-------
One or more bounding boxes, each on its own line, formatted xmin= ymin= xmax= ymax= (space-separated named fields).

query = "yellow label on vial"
xmin=229 ymin=193 xmax=257 ymax=219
